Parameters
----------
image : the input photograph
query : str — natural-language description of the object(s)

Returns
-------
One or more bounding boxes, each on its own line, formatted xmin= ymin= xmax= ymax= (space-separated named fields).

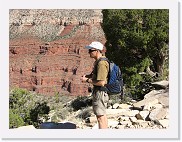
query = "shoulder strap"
xmin=95 ymin=57 xmax=110 ymax=70
xmin=97 ymin=57 xmax=110 ymax=64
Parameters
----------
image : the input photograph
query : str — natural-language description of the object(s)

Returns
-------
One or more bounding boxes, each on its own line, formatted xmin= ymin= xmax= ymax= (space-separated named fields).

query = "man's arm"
xmin=81 ymin=75 xmax=106 ymax=86
xmin=87 ymin=78 xmax=105 ymax=86
xmin=81 ymin=60 xmax=108 ymax=87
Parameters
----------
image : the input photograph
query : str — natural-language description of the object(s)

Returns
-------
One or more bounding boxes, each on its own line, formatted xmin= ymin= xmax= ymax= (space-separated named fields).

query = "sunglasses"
xmin=88 ymin=49 xmax=97 ymax=53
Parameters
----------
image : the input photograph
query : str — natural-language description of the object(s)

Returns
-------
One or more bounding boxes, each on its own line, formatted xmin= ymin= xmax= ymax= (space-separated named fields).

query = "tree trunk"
xmin=153 ymin=51 xmax=165 ymax=77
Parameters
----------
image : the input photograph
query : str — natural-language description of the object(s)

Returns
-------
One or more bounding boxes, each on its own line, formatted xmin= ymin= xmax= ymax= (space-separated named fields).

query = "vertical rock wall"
xmin=9 ymin=9 xmax=106 ymax=96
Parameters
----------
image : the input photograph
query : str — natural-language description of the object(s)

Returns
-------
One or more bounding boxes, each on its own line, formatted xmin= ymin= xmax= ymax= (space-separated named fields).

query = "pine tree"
xmin=102 ymin=9 xmax=169 ymax=88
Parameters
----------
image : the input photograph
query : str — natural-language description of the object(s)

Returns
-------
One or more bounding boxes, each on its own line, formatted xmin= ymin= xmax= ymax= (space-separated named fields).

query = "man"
xmin=81 ymin=41 xmax=109 ymax=129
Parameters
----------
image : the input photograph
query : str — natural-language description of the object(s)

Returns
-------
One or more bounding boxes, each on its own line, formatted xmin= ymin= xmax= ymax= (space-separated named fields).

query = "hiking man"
xmin=81 ymin=41 xmax=109 ymax=129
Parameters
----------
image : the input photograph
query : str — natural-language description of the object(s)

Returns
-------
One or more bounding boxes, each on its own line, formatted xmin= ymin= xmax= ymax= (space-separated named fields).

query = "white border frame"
xmin=0 ymin=0 xmax=179 ymax=140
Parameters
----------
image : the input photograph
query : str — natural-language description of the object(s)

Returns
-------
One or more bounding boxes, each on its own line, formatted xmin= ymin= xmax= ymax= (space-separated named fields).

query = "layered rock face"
xmin=9 ymin=9 xmax=106 ymax=96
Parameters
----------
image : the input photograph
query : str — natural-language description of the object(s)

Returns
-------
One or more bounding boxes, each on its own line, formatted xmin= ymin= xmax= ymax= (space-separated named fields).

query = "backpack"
xmin=96 ymin=57 xmax=123 ymax=95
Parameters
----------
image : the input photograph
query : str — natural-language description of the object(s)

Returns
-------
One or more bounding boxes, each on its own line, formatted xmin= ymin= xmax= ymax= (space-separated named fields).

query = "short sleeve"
xmin=96 ymin=60 xmax=109 ymax=82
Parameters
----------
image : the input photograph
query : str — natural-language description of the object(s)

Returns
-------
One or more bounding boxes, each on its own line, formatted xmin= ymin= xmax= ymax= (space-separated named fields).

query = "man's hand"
xmin=81 ymin=75 xmax=105 ymax=86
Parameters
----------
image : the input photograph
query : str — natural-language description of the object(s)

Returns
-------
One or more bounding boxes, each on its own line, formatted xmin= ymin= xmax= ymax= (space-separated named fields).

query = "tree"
xmin=101 ymin=9 xmax=169 ymax=89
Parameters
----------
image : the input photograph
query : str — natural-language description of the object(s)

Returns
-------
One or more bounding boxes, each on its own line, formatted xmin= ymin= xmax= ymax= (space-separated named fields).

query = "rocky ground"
xmin=16 ymin=80 xmax=169 ymax=129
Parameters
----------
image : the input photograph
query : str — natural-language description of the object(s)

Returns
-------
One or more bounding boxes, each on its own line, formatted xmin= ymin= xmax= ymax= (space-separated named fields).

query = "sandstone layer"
xmin=9 ymin=9 xmax=106 ymax=96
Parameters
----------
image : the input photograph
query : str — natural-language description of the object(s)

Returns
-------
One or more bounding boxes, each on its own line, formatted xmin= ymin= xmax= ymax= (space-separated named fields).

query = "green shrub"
xmin=70 ymin=96 xmax=92 ymax=111
xmin=9 ymin=88 xmax=50 ymax=128
xmin=9 ymin=88 xmax=29 ymax=109
xmin=109 ymin=94 xmax=123 ymax=105
xmin=9 ymin=109 xmax=24 ymax=128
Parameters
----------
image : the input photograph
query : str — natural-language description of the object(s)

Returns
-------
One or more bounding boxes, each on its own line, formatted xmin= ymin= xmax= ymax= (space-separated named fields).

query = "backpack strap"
xmin=94 ymin=57 xmax=109 ymax=66
xmin=94 ymin=57 xmax=109 ymax=71
xmin=98 ymin=57 xmax=110 ymax=63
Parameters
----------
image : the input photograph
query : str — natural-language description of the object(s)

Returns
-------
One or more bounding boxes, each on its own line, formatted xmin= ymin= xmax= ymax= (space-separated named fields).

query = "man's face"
xmin=88 ymin=49 xmax=97 ymax=58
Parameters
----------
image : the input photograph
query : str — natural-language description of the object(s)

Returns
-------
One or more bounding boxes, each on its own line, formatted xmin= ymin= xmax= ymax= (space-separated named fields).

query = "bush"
xmin=70 ymin=96 xmax=92 ymax=111
xmin=9 ymin=109 xmax=24 ymax=128
xmin=9 ymin=88 xmax=30 ymax=109
xmin=29 ymin=102 xmax=50 ymax=128
xmin=9 ymin=88 xmax=50 ymax=128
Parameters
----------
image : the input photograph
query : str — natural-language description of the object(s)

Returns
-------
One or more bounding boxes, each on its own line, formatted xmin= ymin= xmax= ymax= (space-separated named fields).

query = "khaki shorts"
xmin=92 ymin=90 xmax=109 ymax=116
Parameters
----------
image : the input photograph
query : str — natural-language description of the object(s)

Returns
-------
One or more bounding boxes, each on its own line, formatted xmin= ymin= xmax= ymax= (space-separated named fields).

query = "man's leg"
xmin=96 ymin=114 xmax=108 ymax=129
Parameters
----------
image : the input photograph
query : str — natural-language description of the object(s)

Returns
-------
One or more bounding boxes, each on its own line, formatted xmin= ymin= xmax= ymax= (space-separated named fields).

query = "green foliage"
xmin=9 ymin=87 xmax=30 ymax=109
xmin=57 ymin=107 xmax=72 ymax=120
xmin=70 ymin=96 xmax=92 ymax=111
xmin=54 ymin=91 xmax=60 ymax=103
xmin=9 ymin=109 xmax=24 ymax=128
xmin=29 ymin=102 xmax=50 ymax=128
xmin=9 ymin=88 xmax=50 ymax=128
xmin=109 ymin=94 xmax=123 ymax=105
xmin=45 ymin=93 xmax=74 ymax=122
xmin=9 ymin=88 xmax=91 ymax=128
xmin=102 ymin=9 xmax=169 ymax=100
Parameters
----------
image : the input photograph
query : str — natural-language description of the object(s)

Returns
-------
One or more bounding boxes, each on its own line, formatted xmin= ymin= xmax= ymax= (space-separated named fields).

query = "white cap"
xmin=85 ymin=41 xmax=103 ymax=50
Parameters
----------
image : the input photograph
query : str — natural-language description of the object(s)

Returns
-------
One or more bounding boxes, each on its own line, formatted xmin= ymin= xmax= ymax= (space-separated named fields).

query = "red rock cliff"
xmin=9 ymin=9 xmax=106 ymax=96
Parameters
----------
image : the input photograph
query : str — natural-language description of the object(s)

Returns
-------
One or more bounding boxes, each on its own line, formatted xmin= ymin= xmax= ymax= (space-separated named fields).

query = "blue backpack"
xmin=97 ymin=57 xmax=123 ymax=95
